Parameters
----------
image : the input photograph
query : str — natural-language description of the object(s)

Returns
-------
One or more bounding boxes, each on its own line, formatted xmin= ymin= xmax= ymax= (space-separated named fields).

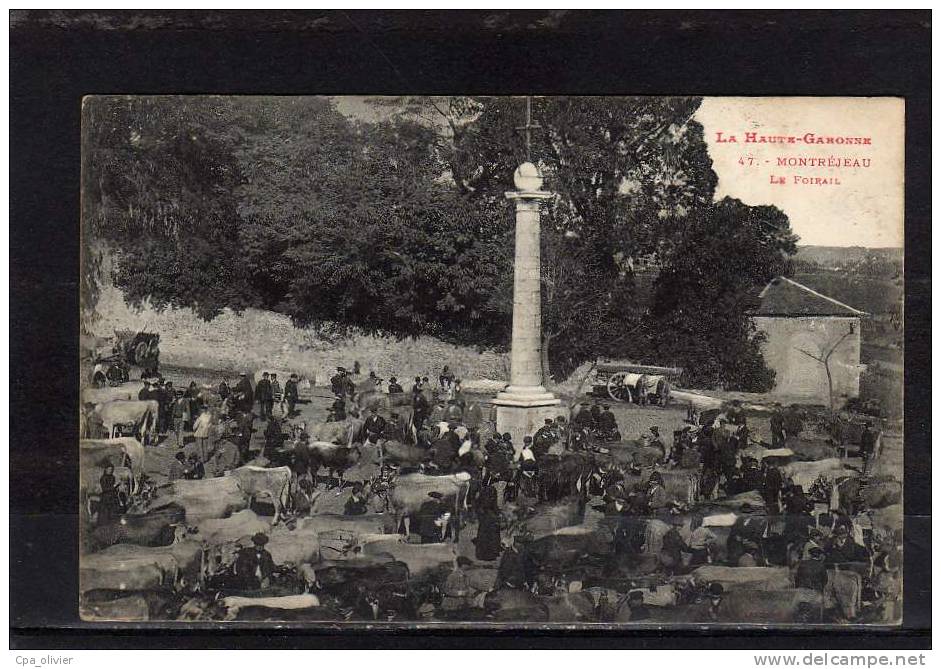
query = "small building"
xmin=751 ymin=276 xmax=868 ymax=405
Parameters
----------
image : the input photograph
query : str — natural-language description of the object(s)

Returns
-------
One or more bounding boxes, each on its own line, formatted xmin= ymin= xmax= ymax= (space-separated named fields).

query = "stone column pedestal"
xmin=492 ymin=162 xmax=565 ymax=448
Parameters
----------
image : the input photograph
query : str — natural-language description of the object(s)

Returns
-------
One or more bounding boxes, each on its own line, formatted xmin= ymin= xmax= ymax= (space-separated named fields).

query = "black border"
xmin=9 ymin=9 xmax=931 ymax=649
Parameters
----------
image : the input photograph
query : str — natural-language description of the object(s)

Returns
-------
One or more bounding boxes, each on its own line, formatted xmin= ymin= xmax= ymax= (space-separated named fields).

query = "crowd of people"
xmin=82 ymin=360 xmax=900 ymax=623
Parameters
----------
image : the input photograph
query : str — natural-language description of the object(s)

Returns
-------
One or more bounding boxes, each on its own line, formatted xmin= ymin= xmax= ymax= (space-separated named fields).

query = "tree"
xmin=643 ymin=197 xmax=798 ymax=391
xmin=83 ymin=96 xmax=797 ymax=387
xmin=795 ymin=325 xmax=856 ymax=411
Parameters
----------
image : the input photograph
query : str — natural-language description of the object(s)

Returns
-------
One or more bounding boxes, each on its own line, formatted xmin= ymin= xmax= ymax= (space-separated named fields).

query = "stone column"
xmin=493 ymin=162 xmax=562 ymax=448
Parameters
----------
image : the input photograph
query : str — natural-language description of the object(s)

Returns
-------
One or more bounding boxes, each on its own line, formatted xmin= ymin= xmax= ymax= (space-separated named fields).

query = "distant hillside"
xmin=794 ymin=245 xmax=903 ymax=268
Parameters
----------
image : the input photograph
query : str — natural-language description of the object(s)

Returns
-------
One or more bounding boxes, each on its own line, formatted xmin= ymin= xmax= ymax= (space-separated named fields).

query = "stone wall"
xmin=753 ymin=315 xmax=863 ymax=403
xmin=90 ymin=286 xmax=509 ymax=385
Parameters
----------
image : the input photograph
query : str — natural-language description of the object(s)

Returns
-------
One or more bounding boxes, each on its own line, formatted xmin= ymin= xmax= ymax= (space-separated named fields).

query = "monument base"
xmin=493 ymin=393 xmax=565 ymax=452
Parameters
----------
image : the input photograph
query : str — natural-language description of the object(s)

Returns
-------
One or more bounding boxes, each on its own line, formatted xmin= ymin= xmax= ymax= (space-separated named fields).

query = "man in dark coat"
xmin=532 ymin=418 xmax=557 ymax=460
xmin=485 ymin=434 xmax=513 ymax=482
xmin=860 ymin=422 xmax=879 ymax=474
xmin=234 ymin=372 xmax=254 ymax=414
xmin=235 ymin=410 xmax=255 ymax=463
xmin=714 ymin=420 xmax=737 ymax=488
xmin=388 ymin=376 xmax=404 ymax=394
xmin=783 ymin=404 xmax=803 ymax=439
xmin=825 ymin=525 xmax=869 ymax=567
xmin=573 ymin=403 xmax=593 ymax=430
xmin=589 ymin=404 xmax=603 ymax=431
xmin=283 ymin=374 xmax=299 ymax=417
xmin=431 ymin=431 xmax=460 ymax=472
xmin=344 ymin=483 xmax=369 ymax=516
xmin=412 ymin=391 xmax=430 ymax=432
xmin=769 ymin=403 xmax=786 ymax=448
xmin=648 ymin=426 xmax=666 ymax=460
xmin=795 ymin=546 xmax=828 ymax=591
xmin=255 ymin=372 xmax=273 ymax=420
xmin=330 ymin=367 xmax=346 ymax=397
xmin=234 ymin=532 xmax=276 ymax=589
xmin=382 ymin=413 xmax=405 ymax=443
xmin=218 ymin=379 xmax=230 ymax=401
xmin=599 ymin=405 xmax=620 ymax=441
xmin=158 ymin=380 xmax=175 ymax=434
xmin=698 ymin=430 xmax=720 ymax=499
xmin=762 ymin=461 xmax=785 ymax=514
xmin=417 ymin=492 xmax=447 ymax=544
xmin=474 ymin=483 xmax=503 ymax=561
xmin=263 ymin=418 xmax=283 ymax=458
xmin=363 ymin=407 xmax=387 ymax=445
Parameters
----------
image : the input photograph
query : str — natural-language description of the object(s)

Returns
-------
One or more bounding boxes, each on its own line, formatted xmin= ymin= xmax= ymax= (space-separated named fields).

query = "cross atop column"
xmin=515 ymin=96 xmax=541 ymax=161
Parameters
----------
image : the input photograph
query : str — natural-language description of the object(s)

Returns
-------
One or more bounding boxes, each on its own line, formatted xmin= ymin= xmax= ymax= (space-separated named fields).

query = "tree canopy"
xmin=82 ymin=95 xmax=798 ymax=390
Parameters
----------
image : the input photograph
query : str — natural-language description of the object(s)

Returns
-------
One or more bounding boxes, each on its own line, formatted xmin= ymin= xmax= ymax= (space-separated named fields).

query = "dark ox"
xmin=537 ymin=452 xmax=598 ymax=503
xmin=295 ymin=441 xmax=362 ymax=487
xmin=89 ymin=502 xmax=186 ymax=550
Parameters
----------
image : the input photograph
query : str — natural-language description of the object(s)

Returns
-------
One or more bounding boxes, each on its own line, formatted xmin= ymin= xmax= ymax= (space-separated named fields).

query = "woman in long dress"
xmin=473 ymin=483 xmax=503 ymax=561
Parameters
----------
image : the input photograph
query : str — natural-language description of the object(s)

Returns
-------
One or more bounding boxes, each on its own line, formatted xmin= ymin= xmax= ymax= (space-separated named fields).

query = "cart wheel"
xmin=93 ymin=372 xmax=106 ymax=388
xmin=607 ymin=373 xmax=633 ymax=403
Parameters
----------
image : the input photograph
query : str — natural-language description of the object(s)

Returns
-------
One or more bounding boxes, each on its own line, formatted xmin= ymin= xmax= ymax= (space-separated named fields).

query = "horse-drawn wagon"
xmin=589 ymin=362 xmax=682 ymax=406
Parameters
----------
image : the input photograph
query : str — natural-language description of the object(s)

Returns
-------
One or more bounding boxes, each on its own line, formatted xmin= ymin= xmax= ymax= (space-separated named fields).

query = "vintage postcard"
xmin=79 ymin=95 xmax=903 ymax=625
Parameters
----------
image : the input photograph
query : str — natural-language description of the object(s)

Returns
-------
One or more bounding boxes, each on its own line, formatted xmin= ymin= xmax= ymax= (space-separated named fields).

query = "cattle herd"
xmin=79 ymin=371 xmax=903 ymax=625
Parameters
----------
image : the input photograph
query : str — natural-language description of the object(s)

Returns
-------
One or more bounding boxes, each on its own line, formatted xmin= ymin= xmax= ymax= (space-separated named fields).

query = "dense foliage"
xmin=82 ymin=95 xmax=798 ymax=389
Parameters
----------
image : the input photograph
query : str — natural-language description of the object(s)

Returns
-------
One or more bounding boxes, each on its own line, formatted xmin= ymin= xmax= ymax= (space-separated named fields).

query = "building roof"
xmin=753 ymin=276 xmax=868 ymax=317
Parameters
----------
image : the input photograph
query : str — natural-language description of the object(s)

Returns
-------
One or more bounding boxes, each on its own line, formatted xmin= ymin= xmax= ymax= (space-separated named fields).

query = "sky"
xmin=333 ymin=96 xmax=905 ymax=249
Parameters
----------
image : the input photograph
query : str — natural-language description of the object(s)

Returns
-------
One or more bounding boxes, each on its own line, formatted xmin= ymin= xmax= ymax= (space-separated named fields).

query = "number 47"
xmin=738 ymin=156 xmax=755 ymax=166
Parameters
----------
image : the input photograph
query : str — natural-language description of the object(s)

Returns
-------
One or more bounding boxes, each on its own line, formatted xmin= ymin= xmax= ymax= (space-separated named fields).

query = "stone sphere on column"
xmin=513 ymin=162 xmax=544 ymax=191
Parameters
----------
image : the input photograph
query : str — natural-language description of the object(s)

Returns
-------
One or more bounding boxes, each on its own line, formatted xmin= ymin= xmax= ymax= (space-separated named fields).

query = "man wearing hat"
xmin=417 ymin=491 xmax=448 ymax=544
xmin=599 ymin=405 xmax=620 ymax=441
xmin=171 ymin=391 xmax=191 ymax=448
xmin=382 ymin=413 xmax=405 ymax=443
xmin=330 ymin=367 xmax=347 ymax=398
xmin=363 ymin=406 xmax=387 ymax=445
xmin=645 ymin=471 xmax=670 ymax=515
xmin=256 ymin=372 xmax=273 ymax=420
xmin=344 ymin=482 xmax=369 ymax=516
xmin=625 ymin=590 xmax=651 ymax=621
xmin=270 ymin=373 xmax=283 ymax=417
xmin=412 ymin=388 xmax=430 ymax=431
xmin=138 ymin=379 xmax=156 ymax=402
xmin=795 ymin=545 xmax=828 ymax=591
xmin=283 ymin=373 xmax=299 ymax=418
xmin=157 ymin=380 xmax=174 ymax=434
xmin=387 ymin=376 xmax=403 ymax=395
xmin=234 ymin=372 xmax=254 ymax=414
xmin=648 ymin=426 xmax=665 ymax=461
xmin=825 ymin=524 xmax=868 ymax=567
xmin=532 ymin=418 xmax=558 ymax=460
xmin=234 ymin=532 xmax=276 ymax=589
